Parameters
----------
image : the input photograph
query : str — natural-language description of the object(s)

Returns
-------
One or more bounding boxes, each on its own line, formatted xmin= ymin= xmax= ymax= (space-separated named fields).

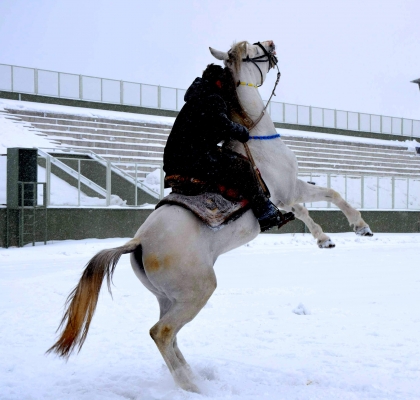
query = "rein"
xmin=239 ymin=42 xmax=282 ymax=197
xmin=238 ymin=42 xmax=281 ymax=131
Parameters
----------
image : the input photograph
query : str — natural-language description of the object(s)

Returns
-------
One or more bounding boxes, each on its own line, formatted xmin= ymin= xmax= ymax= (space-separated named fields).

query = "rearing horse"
xmin=48 ymin=41 xmax=372 ymax=393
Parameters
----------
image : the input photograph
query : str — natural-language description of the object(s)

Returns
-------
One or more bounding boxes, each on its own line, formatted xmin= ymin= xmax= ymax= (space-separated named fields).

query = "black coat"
xmin=163 ymin=77 xmax=249 ymax=176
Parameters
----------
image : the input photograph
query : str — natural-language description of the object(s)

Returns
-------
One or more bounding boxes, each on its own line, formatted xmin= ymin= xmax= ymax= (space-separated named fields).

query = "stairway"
xmin=1 ymin=104 xmax=419 ymax=180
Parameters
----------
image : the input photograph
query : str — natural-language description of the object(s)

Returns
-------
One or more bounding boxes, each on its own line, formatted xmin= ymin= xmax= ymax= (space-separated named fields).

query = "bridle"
xmin=241 ymin=42 xmax=279 ymax=87
xmin=239 ymin=42 xmax=281 ymax=130
xmin=238 ymin=42 xmax=282 ymax=197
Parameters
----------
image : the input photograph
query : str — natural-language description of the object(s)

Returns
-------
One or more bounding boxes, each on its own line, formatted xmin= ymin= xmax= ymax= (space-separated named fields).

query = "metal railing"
xmin=35 ymin=150 xmax=165 ymax=207
xmin=37 ymin=148 xmax=164 ymax=202
xmin=267 ymin=102 xmax=420 ymax=138
xmin=1 ymin=63 xmax=419 ymax=138
xmin=2 ymin=151 xmax=418 ymax=209
xmin=0 ymin=63 xmax=186 ymax=112
xmin=298 ymin=172 xmax=420 ymax=210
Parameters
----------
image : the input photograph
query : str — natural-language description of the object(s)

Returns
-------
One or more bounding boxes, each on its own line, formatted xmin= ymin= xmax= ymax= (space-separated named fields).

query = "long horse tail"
xmin=47 ymin=237 xmax=141 ymax=358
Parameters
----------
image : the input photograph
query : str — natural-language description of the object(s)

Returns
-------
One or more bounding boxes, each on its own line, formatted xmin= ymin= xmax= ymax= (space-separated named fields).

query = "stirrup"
xmin=259 ymin=210 xmax=295 ymax=233
xmin=278 ymin=212 xmax=295 ymax=229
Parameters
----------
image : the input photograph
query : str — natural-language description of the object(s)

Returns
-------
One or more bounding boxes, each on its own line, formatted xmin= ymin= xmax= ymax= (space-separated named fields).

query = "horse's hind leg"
xmin=131 ymin=248 xmax=199 ymax=385
xmin=156 ymin=297 xmax=191 ymax=370
xmin=150 ymin=293 xmax=215 ymax=393
xmin=147 ymin=263 xmax=217 ymax=393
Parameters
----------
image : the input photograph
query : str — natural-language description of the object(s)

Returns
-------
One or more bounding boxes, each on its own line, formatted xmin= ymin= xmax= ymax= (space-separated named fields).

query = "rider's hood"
xmin=184 ymin=77 xmax=220 ymax=102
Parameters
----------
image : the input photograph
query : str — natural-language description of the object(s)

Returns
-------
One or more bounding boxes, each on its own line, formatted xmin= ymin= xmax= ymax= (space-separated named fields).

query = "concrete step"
xmin=298 ymin=168 xmax=420 ymax=178
xmin=295 ymin=155 xmax=420 ymax=169
xmin=284 ymin=141 xmax=411 ymax=154
xmin=4 ymin=108 xmax=173 ymax=130
xmin=114 ymin=164 xmax=159 ymax=179
xmin=297 ymin=162 xmax=420 ymax=177
xmin=57 ymin=144 xmax=163 ymax=158
xmin=27 ymin=117 xmax=170 ymax=134
xmin=99 ymin=153 xmax=162 ymax=162
xmin=281 ymin=136 xmax=408 ymax=151
xmin=40 ymin=129 xmax=166 ymax=147
xmin=284 ymin=141 xmax=411 ymax=157
xmin=52 ymin=137 xmax=164 ymax=153
xmin=26 ymin=122 xmax=169 ymax=139
xmin=7 ymin=114 xmax=171 ymax=135
xmin=2 ymin=105 xmax=420 ymax=181
xmin=291 ymin=149 xmax=420 ymax=165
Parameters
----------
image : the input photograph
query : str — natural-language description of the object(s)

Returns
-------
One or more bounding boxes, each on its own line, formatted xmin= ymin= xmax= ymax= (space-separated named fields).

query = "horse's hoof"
xmin=355 ymin=226 xmax=374 ymax=237
xmin=181 ymin=382 xmax=200 ymax=393
xmin=318 ymin=238 xmax=336 ymax=248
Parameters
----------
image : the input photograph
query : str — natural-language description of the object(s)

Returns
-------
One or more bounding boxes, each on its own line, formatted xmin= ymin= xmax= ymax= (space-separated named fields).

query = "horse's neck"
xmin=233 ymin=77 xmax=289 ymax=205
xmin=237 ymin=84 xmax=276 ymax=136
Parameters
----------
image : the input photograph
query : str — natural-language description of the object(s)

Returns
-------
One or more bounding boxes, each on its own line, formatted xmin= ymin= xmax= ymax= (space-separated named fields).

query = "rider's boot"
xmin=253 ymin=199 xmax=295 ymax=232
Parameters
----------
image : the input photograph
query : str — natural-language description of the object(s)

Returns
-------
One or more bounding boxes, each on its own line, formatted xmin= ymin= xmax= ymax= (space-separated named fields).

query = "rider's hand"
xmin=235 ymin=124 xmax=249 ymax=143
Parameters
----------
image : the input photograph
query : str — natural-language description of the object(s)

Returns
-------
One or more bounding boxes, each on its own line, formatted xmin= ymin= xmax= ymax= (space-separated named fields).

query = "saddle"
xmin=155 ymin=175 xmax=250 ymax=229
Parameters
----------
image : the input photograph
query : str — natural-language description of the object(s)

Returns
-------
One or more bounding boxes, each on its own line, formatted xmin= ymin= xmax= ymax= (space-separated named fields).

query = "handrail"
xmin=2 ymin=146 xmax=418 ymax=209
xmin=37 ymin=147 xmax=162 ymax=199
xmin=37 ymin=148 xmax=107 ymax=198
xmin=1 ymin=62 xmax=419 ymax=138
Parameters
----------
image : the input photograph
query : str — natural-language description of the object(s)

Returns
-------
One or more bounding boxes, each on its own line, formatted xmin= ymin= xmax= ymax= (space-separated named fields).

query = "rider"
xmin=163 ymin=64 xmax=292 ymax=232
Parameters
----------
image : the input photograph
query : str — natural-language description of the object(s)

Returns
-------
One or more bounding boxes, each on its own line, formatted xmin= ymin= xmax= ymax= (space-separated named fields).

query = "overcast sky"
xmin=0 ymin=0 xmax=419 ymax=119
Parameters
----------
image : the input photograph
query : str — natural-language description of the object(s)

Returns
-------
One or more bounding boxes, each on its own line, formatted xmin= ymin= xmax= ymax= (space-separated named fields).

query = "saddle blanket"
xmin=155 ymin=192 xmax=250 ymax=229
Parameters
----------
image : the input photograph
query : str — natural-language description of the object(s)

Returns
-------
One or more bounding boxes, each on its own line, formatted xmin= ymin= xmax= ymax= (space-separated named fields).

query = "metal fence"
xmin=2 ymin=152 xmax=419 ymax=210
xmin=36 ymin=154 xmax=164 ymax=207
xmin=268 ymin=103 xmax=420 ymax=138
xmin=299 ymin=172 xmax=420 ymax=210
xmin=0 ymin=63 xmax=186 ymax=112
xmin=1 ymin=63 xmax=420 ymax=138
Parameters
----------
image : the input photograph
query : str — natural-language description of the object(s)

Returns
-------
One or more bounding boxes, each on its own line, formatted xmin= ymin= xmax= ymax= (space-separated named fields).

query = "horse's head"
xmin=209 ymin=41 xmax=277 ymax=87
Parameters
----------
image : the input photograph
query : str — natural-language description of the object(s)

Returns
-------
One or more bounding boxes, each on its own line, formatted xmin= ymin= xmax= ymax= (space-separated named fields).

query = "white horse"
xmin=48 ymin=41 xmax=372 ymax=393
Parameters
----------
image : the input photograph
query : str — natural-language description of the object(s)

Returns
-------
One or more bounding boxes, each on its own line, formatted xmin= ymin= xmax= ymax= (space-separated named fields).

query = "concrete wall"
xmin=265 ymin=210 xmax=420 ymax=234
xmin=0 ymin=207 xmax=153 ymax=247
xmin=1 ymin=207 xmax=419 ymax=247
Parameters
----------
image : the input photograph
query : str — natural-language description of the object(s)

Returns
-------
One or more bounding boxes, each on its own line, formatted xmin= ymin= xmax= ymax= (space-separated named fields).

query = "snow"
xmin=143 ymin=169 xmax=172 ymax=197
xmin=0 ymin=103 xmax=166 ymax=206
xmin=0 ymin=98 xmax=176 ymax=127
xmin=1 ymin=97 xmax=418 ymax=149
xmin=0 ymin=112 xmax=58 ymax=205
xmin=277 ymin=127 xmax=420 ymax=150
xmin=1 ymin=233 xmax=420 ymax=399
xmin=2 ymin=98 xmax=419 ymax=209
xmin=0 ymin=106 xmax=58 ymax=154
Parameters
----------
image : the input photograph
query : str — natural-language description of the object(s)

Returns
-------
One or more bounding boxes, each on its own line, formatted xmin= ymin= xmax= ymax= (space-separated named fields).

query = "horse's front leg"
xmin=293 ymin=179 xmax=373 ymax=236
xmin=281 ymin=202 xmax=336 ymax=248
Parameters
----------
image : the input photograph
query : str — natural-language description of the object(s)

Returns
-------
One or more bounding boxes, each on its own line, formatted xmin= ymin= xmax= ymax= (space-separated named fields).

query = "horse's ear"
xmin=209 ymin=47 xmax=229 ymax=61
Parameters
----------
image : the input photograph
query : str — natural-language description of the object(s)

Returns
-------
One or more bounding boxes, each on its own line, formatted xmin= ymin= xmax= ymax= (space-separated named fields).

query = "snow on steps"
xmin=1 ymin=106 xmax=420 ymax=180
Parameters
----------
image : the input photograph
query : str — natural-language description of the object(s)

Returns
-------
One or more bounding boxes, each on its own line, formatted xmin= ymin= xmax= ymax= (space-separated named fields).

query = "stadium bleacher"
xmin=1 ymin=104 xmax=419 ymax=181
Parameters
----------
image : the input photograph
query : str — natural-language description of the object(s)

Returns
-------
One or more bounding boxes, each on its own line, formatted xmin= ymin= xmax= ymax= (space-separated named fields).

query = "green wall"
xmin=1 ymin=207 xmax=419 ymax=248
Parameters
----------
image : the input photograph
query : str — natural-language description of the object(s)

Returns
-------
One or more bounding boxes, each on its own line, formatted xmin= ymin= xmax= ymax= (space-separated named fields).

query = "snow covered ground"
xmin=1 ymin=233 xmax=420 ymax=399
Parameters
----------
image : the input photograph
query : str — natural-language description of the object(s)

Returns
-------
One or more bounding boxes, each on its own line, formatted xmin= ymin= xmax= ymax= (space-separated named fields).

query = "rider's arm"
xmin=207 ymin=95 xmax=249 ymax=143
